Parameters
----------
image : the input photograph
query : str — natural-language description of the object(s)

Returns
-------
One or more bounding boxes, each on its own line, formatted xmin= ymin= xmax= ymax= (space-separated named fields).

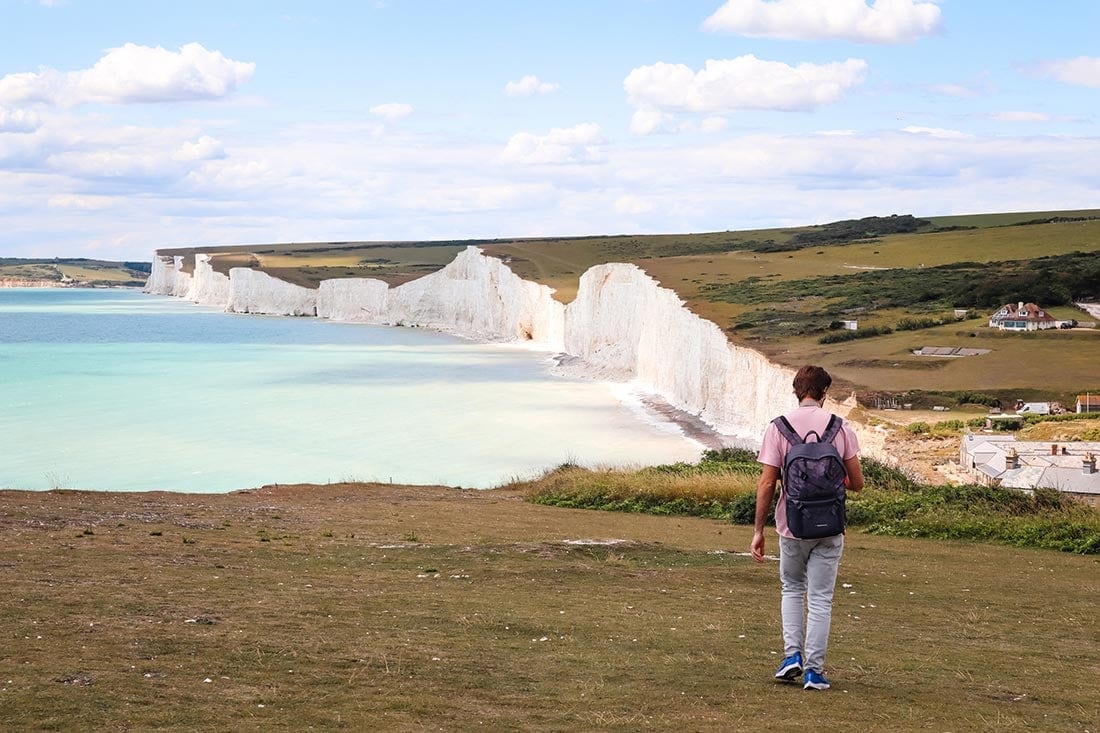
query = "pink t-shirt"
xmin=758 ymin=404 xmax=860 ymax=539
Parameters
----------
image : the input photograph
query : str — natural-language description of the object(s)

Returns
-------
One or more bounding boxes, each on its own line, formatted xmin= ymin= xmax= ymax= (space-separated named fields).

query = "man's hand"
xmin=750 ymin=530 xmax=766 ymax=563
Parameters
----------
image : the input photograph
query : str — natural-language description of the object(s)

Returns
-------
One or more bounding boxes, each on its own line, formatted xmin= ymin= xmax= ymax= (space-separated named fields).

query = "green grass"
xmin=703 ymin=251 xmax=1100 ymax=335
xmin=924 ymin=208 xmax=1100 ymax=228
xmin=514 ymin=449 xmax=761 ymax=522
xmin=2 ymin=482 xmax=1097 ymax=731
xmin=514 ymin=453 xmax=1100 ymax=555
xmin=0 ymin=258 xmax=149 ymax=286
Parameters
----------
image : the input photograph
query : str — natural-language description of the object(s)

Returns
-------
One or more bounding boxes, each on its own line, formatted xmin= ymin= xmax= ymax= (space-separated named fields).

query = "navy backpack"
xmin=772 ymin=414 xmax=848 ymax=539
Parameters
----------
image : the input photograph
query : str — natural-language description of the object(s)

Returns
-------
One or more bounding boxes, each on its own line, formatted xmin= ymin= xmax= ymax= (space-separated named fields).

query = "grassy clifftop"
xmin=1 ymin=480 xmax=1096 ymax=730
xmin=0 ymin=258 xmax=150 ymax=287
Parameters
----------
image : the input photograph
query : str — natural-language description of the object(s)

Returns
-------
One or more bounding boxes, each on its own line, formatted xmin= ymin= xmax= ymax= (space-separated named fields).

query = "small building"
xmin=1077 ymin=394 xmax=1100 ymax=414
xmin=840 ymin=320 xmax=858 ymax=331
xmin=988 ymin=302 xmax=1057 ymax=331
xmin=959 ymin=435 xmax=1100 ymax=506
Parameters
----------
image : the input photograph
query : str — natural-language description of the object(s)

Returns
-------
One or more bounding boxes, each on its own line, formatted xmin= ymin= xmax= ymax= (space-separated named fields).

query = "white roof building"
xmin=959 ymin=434 xmax=1100 ymax=505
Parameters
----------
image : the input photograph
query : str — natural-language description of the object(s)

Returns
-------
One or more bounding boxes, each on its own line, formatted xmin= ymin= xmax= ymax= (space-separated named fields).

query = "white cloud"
xmin=0 ymin=42 xmax=254 ymax=107
xmin=503 ymin=123 xmax=604 ymax=164
xmin=370 ymin=102 xmax=413 ymax=120
xmin=504 ymin=75 xmax=560 ymax=97
xmin=701 ymin=117 xmax=728 ymax=134
xmin=902 ymin=125 xmax=968 ymax=138
xmin=991 ymin=111 xmax=1051 ymax=123
xmin=185 ymin=157 xmax=277 ymax=191
xmin=614 ymin=194 xmax=654 ymax=215
xmin=703 ymin=0 xmax=943 ymax=44
xmin=1 ymin=114 xmax=232 ymax=186
xmin=629 ymin=107 xmax=677 ymax=136
xmin=0 ymin=107 xmax=41 ymax=132
xmin=927 ymin=83 xmax=982 ymax=98
xmin=6 ymin=106 xmax=1100 ymax=264
xmin=1035 ymin=57 xmax=1100 ymax=88
xmin=174 ymin=135 xmax=226 ymax=162
xmin=48 ymin=194 xmax=113 ymax=210
xmin=624 ymin=55 xmax=866 ymax=134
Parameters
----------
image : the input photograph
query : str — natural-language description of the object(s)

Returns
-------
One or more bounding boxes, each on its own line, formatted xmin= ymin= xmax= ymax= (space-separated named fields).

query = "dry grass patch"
xmin=1019 ymin=418 xmax=1100 ymax=442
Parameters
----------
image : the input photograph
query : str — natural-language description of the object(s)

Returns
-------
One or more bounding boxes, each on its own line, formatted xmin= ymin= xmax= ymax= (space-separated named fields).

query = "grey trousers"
xmin=779 ymin=534 xmax=844 ymax=672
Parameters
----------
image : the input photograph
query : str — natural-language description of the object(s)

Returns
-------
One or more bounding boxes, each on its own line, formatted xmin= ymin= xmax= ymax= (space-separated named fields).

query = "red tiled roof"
xmin=990 ymin=302 xmax=1055 ymax=322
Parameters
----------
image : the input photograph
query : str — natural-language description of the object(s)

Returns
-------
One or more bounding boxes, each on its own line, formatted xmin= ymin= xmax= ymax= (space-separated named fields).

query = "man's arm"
xmin=844 ymin=456 xmax=864 ymax=492
xmin=750 ymin=464 xmax=780 ymax=563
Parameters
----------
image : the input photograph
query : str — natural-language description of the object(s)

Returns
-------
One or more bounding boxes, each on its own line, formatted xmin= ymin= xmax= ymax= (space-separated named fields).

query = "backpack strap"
xmin=820 ymin=414 xmax=842 ymax=444
xmin=771 ymin=416 xmax=804 ymax=446
xmin=772 ymin=414 xmax=843 ymax=445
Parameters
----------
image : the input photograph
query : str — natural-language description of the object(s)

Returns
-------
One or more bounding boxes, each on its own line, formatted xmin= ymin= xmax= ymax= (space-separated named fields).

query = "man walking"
xmin=750 ymin=365 xmax=863 ymax=690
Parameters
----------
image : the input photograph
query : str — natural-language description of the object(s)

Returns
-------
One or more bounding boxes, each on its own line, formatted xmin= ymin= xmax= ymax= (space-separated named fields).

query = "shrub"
xmin=818 ymin=325 xmax=894 ymax=344
xmin=519 ymin=452 xmax=1099 ymax=554
xmin=951 ymin=391 xmax=1000 ymax=407
xmin=906 ymin=422 xmax=931 ymax=435
xmin=896 ymin=317 xmax=947 ymax=331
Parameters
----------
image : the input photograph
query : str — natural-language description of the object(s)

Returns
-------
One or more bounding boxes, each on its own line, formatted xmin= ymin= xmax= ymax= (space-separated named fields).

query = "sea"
xmin=0 ymin=288 xmax=703 ymax=492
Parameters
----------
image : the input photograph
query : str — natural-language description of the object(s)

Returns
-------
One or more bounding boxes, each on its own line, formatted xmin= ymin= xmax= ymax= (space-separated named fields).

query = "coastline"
xmin=144 ymin=247 xmax=802 ymax=442
xmin=0 ymin=281 xmax=144 ymax=289
xmin=4 ymin=288 xmax=704 ymax=492
xmin=635 ymin=393 xmax=750 ymax=452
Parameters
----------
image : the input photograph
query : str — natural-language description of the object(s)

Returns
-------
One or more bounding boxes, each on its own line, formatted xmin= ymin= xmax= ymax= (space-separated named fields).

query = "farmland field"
xmin=0 ymin=258 xmax=149 ymax=286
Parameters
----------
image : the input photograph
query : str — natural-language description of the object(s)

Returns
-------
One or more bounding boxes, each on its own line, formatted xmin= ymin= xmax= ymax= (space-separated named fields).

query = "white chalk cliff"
xmin=190 ymin=255 xmax=231 ymax=308
xmin=144 ymin=245 xmax=841 ymax=442
xmin=315 ymin=248 xmax=564 ymax=343
xmin=144 ymin=255 xmax=193 ymax=298
xmin=227 ymin=267 xmax=316 ymax=316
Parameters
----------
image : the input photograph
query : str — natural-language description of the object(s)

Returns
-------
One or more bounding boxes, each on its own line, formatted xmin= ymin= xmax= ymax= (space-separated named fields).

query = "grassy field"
xmin=1 ymin=482 xmax=1096 ymax=731
xmin=0 ymin=258 xmax=149 ymax=286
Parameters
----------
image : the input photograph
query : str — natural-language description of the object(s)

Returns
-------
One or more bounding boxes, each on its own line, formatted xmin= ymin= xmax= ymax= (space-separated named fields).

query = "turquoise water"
xmin=0 ymin=288 xmax=700 ymax=492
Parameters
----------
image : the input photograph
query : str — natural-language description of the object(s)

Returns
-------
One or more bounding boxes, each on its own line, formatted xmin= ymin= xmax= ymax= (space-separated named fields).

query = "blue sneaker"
xmin=774 ymin=652 xmax=803 ymax=681
xmin=803 ymin=669 xmax=831 ymax=690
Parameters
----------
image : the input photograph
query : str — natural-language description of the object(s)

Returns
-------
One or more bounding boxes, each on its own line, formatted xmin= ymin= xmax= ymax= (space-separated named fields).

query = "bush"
xmin=906 ymin=422 xmax=931 ymax=435
xmin=951 ymin=391 xmax=1000 ymax=407
xmin=519 ymin=452 xmax=1099 ymax=554
xmin=896 ymin=317 xmax=947 ymax=331
xmin=818 ymin=325 xmax=894 ymax=344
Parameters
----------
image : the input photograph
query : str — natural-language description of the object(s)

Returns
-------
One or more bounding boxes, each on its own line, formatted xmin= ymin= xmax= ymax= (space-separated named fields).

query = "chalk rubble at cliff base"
xmin=144 ymin=245 xmax=865 ymax=444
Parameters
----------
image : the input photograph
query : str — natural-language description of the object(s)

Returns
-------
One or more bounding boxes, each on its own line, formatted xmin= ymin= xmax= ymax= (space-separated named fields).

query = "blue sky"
xmin=1 ymin=0 xmax=1099 ymax=260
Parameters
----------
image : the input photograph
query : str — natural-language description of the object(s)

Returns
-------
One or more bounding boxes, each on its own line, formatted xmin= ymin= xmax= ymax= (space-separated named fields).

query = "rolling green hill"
xmin=0 ymin=258 xmax=150 ymax=287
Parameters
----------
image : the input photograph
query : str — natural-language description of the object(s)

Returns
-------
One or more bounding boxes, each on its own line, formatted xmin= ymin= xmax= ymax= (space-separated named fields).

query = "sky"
xmin=1 ymin=0 xmax=1099 ymax=261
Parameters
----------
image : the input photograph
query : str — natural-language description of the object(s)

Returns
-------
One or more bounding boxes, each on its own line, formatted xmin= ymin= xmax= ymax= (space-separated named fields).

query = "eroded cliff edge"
xmin=145 ymin=246 xmax=869 ymax=446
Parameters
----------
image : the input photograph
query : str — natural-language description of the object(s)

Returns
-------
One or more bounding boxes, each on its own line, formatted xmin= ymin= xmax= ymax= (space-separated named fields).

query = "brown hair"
xmin=793 ymin=365 xmax=832 ymax=401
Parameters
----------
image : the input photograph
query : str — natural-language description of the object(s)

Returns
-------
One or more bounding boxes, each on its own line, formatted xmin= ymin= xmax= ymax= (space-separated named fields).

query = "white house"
xmin=988 ymin=302 xmax=1057 ymax=331
xmin=1076 ymin=394 xmax=1100 ymax=414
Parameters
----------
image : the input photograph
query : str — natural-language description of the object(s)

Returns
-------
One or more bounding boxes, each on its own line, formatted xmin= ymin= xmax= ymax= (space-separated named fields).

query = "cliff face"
xmin=227 ymin=268 xmax=316 ymax=316
xmin=564 ymin=263 xmax=796 ymax=436
xmin=315 ymin=247 xmax=564 ymax=343
xmin=144 ymin=255 xmax=193 ymax=298
xmin=145 ymin=245 xmax=819 ymax=442
xmin=190 ymin=255 xmax=231 ymax=308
